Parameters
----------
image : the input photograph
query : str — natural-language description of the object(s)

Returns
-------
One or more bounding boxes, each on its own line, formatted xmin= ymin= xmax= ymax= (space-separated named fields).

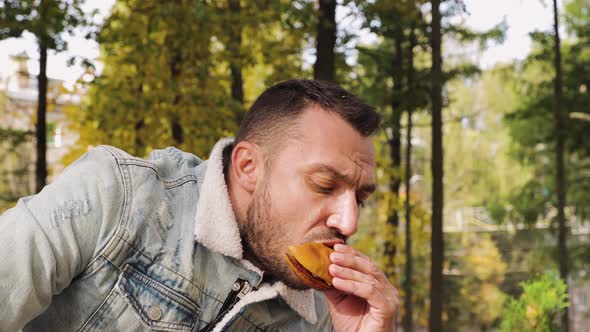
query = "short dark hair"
xmin=223 ymin=80 xmax=380 ymax=174
xmin=235 ymin=79 xmax=380 ymax=151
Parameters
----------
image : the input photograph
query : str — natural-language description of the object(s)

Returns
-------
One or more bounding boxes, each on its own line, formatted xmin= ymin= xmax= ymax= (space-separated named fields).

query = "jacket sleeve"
xmin=0 ymin=146 xmax=126 ymax=331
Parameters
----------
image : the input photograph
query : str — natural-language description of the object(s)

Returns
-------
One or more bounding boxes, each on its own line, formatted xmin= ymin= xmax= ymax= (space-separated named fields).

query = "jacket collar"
xmin=194 ymin=138 xmax=317 ymax=324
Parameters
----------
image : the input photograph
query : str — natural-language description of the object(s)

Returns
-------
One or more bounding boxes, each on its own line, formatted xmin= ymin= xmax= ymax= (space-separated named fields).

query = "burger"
xmin=285 ymin=242 xmax=334 ymax=290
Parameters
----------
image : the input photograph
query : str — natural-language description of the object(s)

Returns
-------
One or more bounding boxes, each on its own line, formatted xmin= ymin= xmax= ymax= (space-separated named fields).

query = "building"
xmin=0 ymin=52 xmax=79 ymax=207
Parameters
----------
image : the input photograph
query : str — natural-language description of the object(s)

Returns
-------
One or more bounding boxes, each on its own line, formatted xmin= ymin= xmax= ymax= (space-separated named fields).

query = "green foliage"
xmin=65 ymin=0 xmax=233 ymax=160
xmin=500 ymin=272 xmax=569 ymax=332
xmin=441 ymin=68 xmax=535 ymax=221
xmin=65 ymin=0 xmax=311 ymax=162
xmin=502 ymin=0 xmax=590 ymax=225
xmin=351 ymin=181 xmax=432 ymax=328
xmin=445 ymin=233 xmax=508 ymax=331
xmin=0 ymin=92 xmax=35 ymax=212
xmin=0 ymin=0 xmax=92 ymax=50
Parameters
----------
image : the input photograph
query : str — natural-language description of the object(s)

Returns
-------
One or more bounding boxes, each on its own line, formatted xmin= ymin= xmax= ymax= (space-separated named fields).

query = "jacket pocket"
xmin=81 ymin=263 xmax=201 ymax=332
xmin=117 ymin=264 xmax=201 ymax=331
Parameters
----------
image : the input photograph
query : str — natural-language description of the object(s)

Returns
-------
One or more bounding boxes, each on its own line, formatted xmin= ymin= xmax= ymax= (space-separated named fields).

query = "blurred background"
xmin=0 ymin=0 xmax=588 ymax=331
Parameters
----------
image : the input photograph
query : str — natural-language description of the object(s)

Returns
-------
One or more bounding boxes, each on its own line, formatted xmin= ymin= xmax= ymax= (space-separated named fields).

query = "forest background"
xmin=1 ymin=0 xmax=589 ymax=331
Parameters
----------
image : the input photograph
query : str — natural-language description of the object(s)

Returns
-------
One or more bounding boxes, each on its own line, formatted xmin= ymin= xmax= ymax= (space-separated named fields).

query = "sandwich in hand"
xmin=285 ymin=242 xmax=335 ymax=290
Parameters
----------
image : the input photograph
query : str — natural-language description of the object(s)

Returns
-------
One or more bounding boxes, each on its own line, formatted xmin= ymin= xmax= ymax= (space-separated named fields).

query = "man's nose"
xmin=325 ymin=191 xmax=359 ymax=237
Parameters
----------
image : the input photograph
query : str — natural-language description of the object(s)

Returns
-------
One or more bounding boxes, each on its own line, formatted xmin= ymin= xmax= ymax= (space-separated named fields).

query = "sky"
xmin=0 ymin=0 xmax=556 ymax=87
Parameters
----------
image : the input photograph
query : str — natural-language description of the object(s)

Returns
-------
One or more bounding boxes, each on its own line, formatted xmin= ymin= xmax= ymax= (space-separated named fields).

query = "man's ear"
xmin=230 ymin=141 xmax=261 ymax=193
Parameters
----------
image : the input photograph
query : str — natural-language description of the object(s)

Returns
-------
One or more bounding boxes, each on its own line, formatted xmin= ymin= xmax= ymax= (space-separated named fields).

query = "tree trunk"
xmin=135 ymin=69 xmax=145 ymax=155
xmin=403 ymin=25 xmax=417 ymax=332
xmin=35 ymin=36 xmax=48 ymax=193
xmin=429 ymin=0 xmax=444 ymax=331
xmin=170 ymin=51 xmax=184 ymax=145
xmin=385 ymin=28 xmax=404 ymax=276
xmin=134 ymin=119 xmax=145 ymax=156
xmin=228 ymin=0 xmax=244 ymax=126
xmin=552 ymin=0 xmax=568 ymax=330
xmin=313 ymin=0 xmax=336 ymax=81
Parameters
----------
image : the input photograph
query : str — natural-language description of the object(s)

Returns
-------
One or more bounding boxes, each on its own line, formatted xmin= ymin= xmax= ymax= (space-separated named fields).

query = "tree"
xmin=502 ymin=0 xmax=590 ymax=299
xmin=0 ymin=90 xmax=35 ymax=212
xmin=66 ymin=0 xmax=235 ymax=159
xmin=65 ymin=0 xmax=314 ymax=162
xmin=225 ymin=0 xmax=245 ymax=126
xmin=551 ymin=0 xmax=569 ymax=329
xmin=353 ymin=1 xmax=504 ymax=328
xmin=429 ymin=0 xmax=444 ymax=331
xmin=0 ymin=0 xmax=90 ymax=192
xmin=445 ymin=233 xmax=508 ymax=331
xmin=403 ymin=24 xmax=417 ymax=332
xmin=314 ymin=0 xmax=337 ymax=81
xmin=500 ymin=273 xmax=569 ymax=332
xmin=356 ymin=2 xmax=429 ymax=310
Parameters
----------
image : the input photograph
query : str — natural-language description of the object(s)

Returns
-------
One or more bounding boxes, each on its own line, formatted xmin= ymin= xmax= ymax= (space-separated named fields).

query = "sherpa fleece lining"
xmin=194 ymin=138 xmax=318 ymax=328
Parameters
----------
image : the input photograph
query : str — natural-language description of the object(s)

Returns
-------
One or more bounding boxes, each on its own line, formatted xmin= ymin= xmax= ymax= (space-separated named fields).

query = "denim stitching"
xmin=236 ymin=313 xmax=267 ymax=332
xmin=118 ymin=159 xmax=198 ymax=189
xmin=123 ymin=265 xmax=201 ymax=313
xmin=119 ymin=265 xmax=199 ymax=330
xmin=78 ymin=145 xmax=130 ymax=278
xmin=78 ymin=280 xmax=119 ymax=332
xmin=106 ymin=235 xmax=223 ymax=304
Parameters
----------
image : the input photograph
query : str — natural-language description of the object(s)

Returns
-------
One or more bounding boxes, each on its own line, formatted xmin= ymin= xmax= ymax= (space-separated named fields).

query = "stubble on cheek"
xmin=239 ymin=182 xmax=309 ymax=288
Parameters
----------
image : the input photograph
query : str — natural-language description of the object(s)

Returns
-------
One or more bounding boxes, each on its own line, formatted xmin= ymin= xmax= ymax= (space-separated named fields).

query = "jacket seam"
xmin=122 ymin=264 xmax=201 ymax=315
xmin=237 ymin=313 xmax=266 ymax=331
xmin=100 ymin=233 xmax=152 ymax=268
xmin=118 ymin=159 xmax=198 ymax=189
xmin=84 ymin=145 xmax=133 ymax=277
xmin=78 ymin=268 xmax=119 ymax=332
xmin=77 ymin=146 xmax=130 ymax=278
xmin=100 ymin=233 xmax=221 ymax=305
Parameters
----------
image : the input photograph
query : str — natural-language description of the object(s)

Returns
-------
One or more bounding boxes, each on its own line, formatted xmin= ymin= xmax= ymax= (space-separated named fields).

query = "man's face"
xmin=240 ymin=106 xmax=376 ymax=289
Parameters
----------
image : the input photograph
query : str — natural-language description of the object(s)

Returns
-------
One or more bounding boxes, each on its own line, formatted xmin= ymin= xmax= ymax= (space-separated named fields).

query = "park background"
xmin=1 ymin=0 xmax=589 ymax=331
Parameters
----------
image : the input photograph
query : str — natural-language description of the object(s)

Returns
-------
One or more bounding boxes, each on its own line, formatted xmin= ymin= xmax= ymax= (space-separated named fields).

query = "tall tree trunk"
xmin=134 ymin=119 xmax=145 ymax=156
xmin=429 ymin=0 xmax=444 ymax=331
xmin=35 ymin=35 xmax=48 ymax=193
xmin=228 ymin=0 xmax=244 ymax=126
xmin=552 ymin=0 xmax=568 ymax=330
xmin=385 ymin=28 xmax=404 ymax=276
xmin=135 ymin=64 xmax=145 ymax=155
xmin=403 ymin=25 xmax=417 ymax=332
xmin=313 ymin=0 xmax=336 ymax=81
xmin=170 ymin=51 xmax=184 ymax=145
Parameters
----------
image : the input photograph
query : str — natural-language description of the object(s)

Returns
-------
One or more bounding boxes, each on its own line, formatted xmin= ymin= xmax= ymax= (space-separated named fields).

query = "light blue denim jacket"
xmin=0 ymin=138 xmax=333 ymax=331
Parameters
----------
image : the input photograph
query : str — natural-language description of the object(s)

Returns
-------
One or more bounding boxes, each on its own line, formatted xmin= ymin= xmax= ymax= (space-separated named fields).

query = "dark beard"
xmin=239 ymin=179 xmax=309 ymax=289
xmin=238 ymin=177 xmax=347 ymax=289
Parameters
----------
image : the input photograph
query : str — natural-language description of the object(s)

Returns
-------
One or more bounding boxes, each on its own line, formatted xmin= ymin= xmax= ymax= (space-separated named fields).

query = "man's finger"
xmin=329 ymin=264 xmax=371 ymax=284
xmin=330 ymin=250 xmax=383 ymax=279
xmin=334 ymin=244 xmax=368 ymax=259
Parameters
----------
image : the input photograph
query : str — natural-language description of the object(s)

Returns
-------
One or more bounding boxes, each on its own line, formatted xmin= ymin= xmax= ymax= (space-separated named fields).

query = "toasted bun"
xmin=284 ymin=242 xmax=334 ymax=290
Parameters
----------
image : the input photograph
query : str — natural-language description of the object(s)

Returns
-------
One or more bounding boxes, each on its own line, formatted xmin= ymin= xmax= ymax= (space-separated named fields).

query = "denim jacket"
xmin=0 ymin=138 xmax=334 ymax=331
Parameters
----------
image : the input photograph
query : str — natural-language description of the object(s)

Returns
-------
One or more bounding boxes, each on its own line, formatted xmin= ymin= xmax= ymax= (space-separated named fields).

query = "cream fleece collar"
xmin=194 ymin=138 xmax=317 ymax=324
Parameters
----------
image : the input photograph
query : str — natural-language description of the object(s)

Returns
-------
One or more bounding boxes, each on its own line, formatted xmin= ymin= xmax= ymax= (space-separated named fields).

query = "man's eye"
xmin=317 ymin=186 xmax=334 ymax=194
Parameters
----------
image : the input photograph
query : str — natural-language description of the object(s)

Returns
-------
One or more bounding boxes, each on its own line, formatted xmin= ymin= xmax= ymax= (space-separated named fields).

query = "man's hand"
xmin=324 ymin=244 xmax=399 ymax=332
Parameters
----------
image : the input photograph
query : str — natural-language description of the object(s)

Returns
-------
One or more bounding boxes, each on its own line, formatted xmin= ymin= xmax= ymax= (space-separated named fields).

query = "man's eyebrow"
xmin=308 ymin=163 xmax=376 ymax=194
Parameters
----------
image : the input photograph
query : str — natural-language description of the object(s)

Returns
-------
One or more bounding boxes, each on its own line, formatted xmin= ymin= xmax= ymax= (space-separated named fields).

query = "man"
xmin=0 ymin=80 xmax=399 ymax=331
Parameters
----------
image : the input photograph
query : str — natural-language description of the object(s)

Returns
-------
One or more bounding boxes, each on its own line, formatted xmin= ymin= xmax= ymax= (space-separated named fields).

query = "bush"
xmin=500 ymin=272 xmax=569 ymax=332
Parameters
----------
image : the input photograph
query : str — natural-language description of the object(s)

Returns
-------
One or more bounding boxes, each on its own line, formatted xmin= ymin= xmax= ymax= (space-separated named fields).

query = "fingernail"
xmin=333 ymin=244 xmax=345 ymax=251
xmin=330 ymin=253 xmax=343 ymax=262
